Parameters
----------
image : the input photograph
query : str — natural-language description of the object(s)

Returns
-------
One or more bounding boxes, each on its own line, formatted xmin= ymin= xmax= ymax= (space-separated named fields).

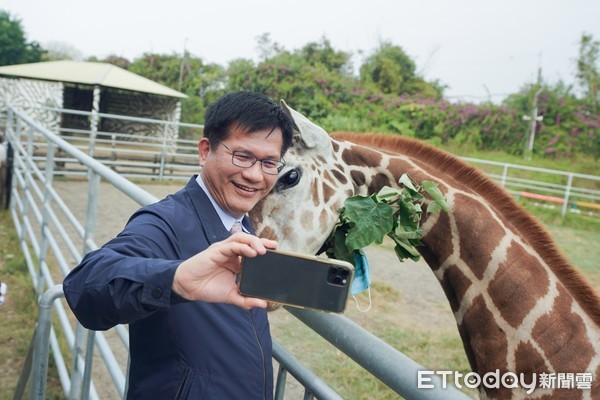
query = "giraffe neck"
xmin=332 ymin=133 xmax=600 ymax=399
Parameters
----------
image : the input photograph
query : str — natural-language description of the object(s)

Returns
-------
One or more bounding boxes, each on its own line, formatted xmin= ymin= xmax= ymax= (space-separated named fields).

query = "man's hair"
xmin=203 ymin=91 xmax=294 ymax=156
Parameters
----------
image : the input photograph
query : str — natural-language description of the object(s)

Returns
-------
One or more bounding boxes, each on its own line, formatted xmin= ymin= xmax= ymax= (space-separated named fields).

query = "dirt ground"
xmin=50 ymin=179 xmax=460 ymax=399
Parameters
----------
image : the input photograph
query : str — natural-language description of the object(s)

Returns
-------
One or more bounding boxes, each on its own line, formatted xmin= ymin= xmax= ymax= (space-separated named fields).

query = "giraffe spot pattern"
xmin=441 ymin=264 xmax=472 ymax=313
xmin=350 ymin=170 xmax=366 ymax=187
xmin=253 ymin=131 xmax=600 ymax=398
xmin=454 ymin=194 xmax=505 ymax=280
xmin=319 ymin=210 xmax=329 ymax=234
xmin=311 ymin=179 xmax=320 ymax=207
xmin=340 ymin=145 xmax=382 ymax=167
xmin=514 ymin=340 xmax=549 ymax=377
xmin=421 ymin=211 xmax=454 ymax=270
xmin=532 ymin=285 xmax=594 ymax=373
xmin=368 ymin=173 xmax=391 ymax=194
xmin=460 ymin=294 xmax=511 ymax=400
xmin=300 ymin=210 xmax=314 ymax=231
xmin=488 ymin=241 xmax=550 ymax=329
xmin=330 ymin=169 xmax=348 ymax=185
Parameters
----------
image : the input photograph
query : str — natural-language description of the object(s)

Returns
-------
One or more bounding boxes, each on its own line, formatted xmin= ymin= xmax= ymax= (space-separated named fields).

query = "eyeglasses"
xmin=216 ymin=140 xmax=285 ymax=175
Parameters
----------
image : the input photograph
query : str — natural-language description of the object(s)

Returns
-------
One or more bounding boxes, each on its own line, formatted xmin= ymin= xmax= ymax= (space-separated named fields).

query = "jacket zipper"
xmin=249 ymin=310 xmax=267 ymax=400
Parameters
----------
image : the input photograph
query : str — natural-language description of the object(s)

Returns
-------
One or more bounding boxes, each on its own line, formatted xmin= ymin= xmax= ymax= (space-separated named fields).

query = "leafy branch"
xmin=323 ymin=173 xmax=448 ymax=265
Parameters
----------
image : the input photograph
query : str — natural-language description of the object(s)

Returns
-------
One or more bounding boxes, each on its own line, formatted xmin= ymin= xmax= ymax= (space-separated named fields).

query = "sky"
xmin=3 ymin=0 xmax=600 ymax=103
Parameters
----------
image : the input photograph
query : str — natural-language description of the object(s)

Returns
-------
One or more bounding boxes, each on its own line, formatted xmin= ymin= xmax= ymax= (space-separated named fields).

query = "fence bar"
xmin=30 ymin=285 xmax=65 ymax=400
xmin=273 ymin=364 xmax=288 ymax=400
xmin=561 ymin=173 xmax=574 ymax=217
xmin=272 ymin=339 xmax=343 ymax=400
xmin=287 ymin=307 xmax=471 ymax=400
xmin=81 ymin=330 xmax=96 ymax=400
xmin=33 ymin=105 xmax=203 ymax=129
xmin=35 ymin=141 xmax=55 ymax=295
xmin=500 ymin=164 xmax=508 ymax=187
xmin=69 ymin=324 xmax=86 ymax=399
xmin=13 ymin=329 xmax=36 ymax=400
xmin=461 ymin=156 xmax=600 ymax=181
xmin=11 ymin=109 xmax=158 ymax=207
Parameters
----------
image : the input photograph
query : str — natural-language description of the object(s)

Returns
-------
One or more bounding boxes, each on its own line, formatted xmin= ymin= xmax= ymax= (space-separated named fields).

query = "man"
xmin=63 ymin=91 xmax=295 ymax=399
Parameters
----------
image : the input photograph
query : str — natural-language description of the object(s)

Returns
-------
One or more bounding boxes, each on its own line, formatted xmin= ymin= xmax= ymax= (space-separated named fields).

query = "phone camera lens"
xmin=333 ymin=276 xmax=342 ymax=284
xmin=340 ymin=269 xmax=349 ymax=278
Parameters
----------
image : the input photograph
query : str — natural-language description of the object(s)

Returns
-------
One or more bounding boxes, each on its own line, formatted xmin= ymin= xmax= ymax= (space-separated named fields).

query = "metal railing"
xmin=21 ymin=105 xmax=203 ymax=181
xmin=17 ymin=106 xmax=600 ymax=218
xmin=462 ymin=157 xmax=600 ymax=217
xmin=4 ymin=104 xmax=470 ymax=399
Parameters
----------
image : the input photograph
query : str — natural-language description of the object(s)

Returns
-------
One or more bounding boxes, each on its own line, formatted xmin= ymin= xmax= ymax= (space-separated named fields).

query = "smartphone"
xmin=239 ymin=249 xmax=354 ymax=313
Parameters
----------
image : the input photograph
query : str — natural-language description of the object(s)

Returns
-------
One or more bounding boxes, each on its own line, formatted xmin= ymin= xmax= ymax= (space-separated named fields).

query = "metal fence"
xmin=21 ymin=105 xmax=203 ymax=181
xmin=462 ymin=157 xmax=600 ymax=217
xmin=17 ymin=106 xmax=600 ymax=218
xmin=4 ymin=104 xmax=470 ymax=400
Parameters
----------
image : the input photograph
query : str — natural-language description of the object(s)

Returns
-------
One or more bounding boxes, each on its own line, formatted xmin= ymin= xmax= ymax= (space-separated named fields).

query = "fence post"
xmin=80 ymin=330 xmax=96 ymax=400
xmin=2 ymin=107 xmax=15 ymax=209
xmin=0 ymin=141 xmax=6 ymax=209
xmin=68 ymin=324 xmax=86 ymax=399
xmin=68 ymin=171 xmax=101 ymax=399
xmin=500 ymin=164 xmax=509 ymax=187
xmin=30 ymin=285 xmax=65 ymax=400
xmin=35 ymin=141 xmax=56 ymax=296
xmin=88 ymin=86 xmax=101 ymax=157
xmin=17 ymin=124 xmax=34 ymax=285
xmin=159 ymin=123 xmax=168 ymax=180
xmin=561 ymin=173 xmax=573 ymax=217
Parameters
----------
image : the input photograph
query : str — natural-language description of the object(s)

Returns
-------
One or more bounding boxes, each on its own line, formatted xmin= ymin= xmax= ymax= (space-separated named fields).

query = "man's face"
xmin=199 ymin=125 xmax=284 ymax=218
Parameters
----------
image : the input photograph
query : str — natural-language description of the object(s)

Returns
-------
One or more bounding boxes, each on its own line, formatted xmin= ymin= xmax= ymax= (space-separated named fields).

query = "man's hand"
xmin=172 ymin=233 xmax=277 ymax=309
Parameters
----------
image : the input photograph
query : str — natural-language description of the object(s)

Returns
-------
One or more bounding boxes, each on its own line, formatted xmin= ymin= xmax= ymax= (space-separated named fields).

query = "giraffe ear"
xmin=280 ymin=100 xmax=331 ymax=150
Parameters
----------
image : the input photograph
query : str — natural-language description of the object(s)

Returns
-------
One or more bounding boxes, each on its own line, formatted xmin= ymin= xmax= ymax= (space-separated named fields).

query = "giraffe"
xmin=250 ymin=101 xmax=600 ymax=400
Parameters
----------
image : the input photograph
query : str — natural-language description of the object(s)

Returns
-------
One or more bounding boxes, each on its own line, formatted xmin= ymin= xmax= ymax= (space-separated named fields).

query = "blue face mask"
xmin=351 ymin=249 xmax=371 ymax=295
xmin=350 ymin=249 xmax=372 ymax=312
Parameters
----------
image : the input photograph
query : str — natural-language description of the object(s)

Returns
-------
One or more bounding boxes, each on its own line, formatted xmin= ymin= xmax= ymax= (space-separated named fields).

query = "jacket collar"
xmin=185 ymin=176 xmax=255 ymax=245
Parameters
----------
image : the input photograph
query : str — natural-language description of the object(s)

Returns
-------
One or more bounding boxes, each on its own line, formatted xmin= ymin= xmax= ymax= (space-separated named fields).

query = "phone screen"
xmin=239 ymin=250 xmax=354 ymax=313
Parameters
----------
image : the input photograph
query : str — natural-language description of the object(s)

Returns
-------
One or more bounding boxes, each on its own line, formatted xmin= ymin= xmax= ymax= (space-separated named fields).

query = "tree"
xmin=255 ymin=33 xmax=284 ymax=61
xmin=225 ymin=41 xmax=360 ymax=121
xmin=0 ymin=10 xmax=43 ymax=66
xmin=503 ymin=80 xmax=598 ymax=158
xmin=576 ymin=32 xmax=599 ymax=113
xmin=43 ymin=41 xmax=83 ymax=61
xmin=299 ymin=37 xmax=353 ymax=74
xmin=129 ymin=52 xmax=226 ymax=123
xmin=359 ymin=41 xmax=443 ymax=98
xmin=98 ymin=55 xmax=132 ymax=70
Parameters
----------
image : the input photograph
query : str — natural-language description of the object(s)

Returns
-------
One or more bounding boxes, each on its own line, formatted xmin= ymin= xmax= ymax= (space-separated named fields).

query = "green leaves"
xmin=343 ymin=196 xmax=394 ymax=250
xmin=324 ymin=173 xmax=448 ymax=265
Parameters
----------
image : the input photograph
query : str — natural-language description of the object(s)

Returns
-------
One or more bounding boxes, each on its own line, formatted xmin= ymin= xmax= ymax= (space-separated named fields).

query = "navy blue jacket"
xmin=63 ymin=177 xmax=273 ymax=399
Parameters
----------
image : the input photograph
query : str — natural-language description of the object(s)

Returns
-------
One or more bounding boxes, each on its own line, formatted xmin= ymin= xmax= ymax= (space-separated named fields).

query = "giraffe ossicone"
xmin=250 ymin=101 xmax=600 ymax=400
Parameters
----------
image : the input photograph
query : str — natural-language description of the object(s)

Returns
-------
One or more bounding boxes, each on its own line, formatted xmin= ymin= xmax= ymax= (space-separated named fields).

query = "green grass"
xmin=524 ymin=202 xmax=600 ymax=232
xmin=0 ymin=210 xmax=36 ymax=400
xmin=0 ymin=210 xmax=63 ymax=400
xmin=270 ymin=281 xmax=478 ymax=399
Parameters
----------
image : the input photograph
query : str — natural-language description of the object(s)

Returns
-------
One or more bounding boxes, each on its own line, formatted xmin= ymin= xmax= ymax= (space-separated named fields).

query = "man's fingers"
xmin=260 ymin=237 xmax=278 ymax=250
xmin=219 ymin=233 xmax=276 ymax=258
xmin=231 ymin=294 xmax=268 ymax=310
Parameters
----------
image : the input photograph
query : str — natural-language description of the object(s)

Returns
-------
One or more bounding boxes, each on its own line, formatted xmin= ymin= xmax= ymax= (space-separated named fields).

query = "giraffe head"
xmin=250 ymin=101 xmax=354 ymax=254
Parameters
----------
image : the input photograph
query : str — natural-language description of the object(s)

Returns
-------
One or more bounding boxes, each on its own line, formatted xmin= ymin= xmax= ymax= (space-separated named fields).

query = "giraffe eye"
xmin=275 ymin=168 xmax=301 ymax=192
